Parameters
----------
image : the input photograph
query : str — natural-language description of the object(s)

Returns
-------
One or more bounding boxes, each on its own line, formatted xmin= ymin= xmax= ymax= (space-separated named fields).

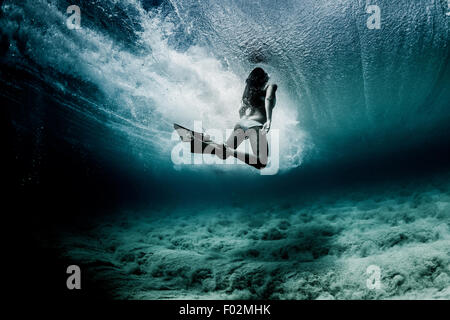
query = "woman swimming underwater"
xmin=223 ymin=67 xmax=277 ymax=169
xmin=175 ymin=67 xmax=277 ymax=169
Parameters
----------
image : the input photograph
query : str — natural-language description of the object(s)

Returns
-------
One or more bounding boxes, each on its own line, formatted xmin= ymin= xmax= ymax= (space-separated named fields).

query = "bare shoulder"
xmin=267 ymin=83 xmax=278 ymax=92
xmin=266 ymin=83 xmax=278 ymax=98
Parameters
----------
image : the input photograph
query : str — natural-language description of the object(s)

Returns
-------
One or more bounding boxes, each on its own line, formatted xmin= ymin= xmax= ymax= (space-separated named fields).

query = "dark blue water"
xmin=3 ymin=0 xmax=450 ymax=299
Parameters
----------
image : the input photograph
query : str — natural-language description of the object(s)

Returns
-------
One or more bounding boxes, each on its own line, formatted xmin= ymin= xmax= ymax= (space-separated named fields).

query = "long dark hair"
xmin=240 ymin=68 xmax=269 ymax=115
xmin=246 ymin=67 xmax=269 ymax=87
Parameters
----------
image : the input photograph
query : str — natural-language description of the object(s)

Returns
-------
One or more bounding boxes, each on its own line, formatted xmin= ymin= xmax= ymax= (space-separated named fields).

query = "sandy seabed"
xmin=57 ymin=177 xmax=450 ymax=300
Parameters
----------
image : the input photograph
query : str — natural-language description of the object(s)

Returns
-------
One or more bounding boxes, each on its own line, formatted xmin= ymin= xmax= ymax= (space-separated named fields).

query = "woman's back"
xmin=239 ymin=85 xmax=267 ymax=121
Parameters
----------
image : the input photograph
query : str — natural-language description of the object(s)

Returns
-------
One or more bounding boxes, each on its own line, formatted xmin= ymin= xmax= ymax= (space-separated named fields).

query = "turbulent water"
xmin=3 ymin=0 xmax=449 ymax=173
xmin=3 ymin=0 xmax=450 ymax=299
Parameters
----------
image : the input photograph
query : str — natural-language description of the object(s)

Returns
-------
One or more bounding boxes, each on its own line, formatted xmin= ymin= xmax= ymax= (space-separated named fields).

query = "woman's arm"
xmin=263 ymin=84 xmax=277 ymax=133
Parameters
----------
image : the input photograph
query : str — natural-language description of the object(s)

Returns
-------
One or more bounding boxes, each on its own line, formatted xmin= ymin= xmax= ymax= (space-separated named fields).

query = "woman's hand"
xmin=262 ymin=120 xmax=271 ymax=134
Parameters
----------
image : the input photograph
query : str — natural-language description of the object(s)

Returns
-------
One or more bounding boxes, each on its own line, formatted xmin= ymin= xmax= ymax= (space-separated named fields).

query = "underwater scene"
xmin=3 ymin=0 xmax=450 ymax=299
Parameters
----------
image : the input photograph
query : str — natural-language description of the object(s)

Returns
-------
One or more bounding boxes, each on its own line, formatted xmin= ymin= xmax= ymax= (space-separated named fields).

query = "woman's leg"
xmin=226 ymin=128 xmax=246 ymax=150
xmin=224 ymin=127 xmax=268 ymax=169
xmin=248 ymin=128 xmax=268 ymax=169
